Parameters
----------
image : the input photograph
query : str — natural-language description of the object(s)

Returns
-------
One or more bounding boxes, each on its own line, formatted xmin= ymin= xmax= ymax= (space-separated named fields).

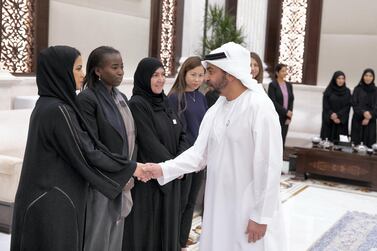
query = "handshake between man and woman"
xmin=133 ymin=163 xmax=165 ymax=182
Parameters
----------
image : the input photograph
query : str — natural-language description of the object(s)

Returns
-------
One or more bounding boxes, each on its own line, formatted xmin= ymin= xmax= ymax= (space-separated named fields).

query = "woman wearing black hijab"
xmin=351 ymin=68 xmax=377 ymax=147
xmin=320 ymin=71 xmax=351 ymax=142
xmin=10 ymin=46 xmax=146 ymax=251
xmin=123 ymin=58 xmax=189 ymax=251
xmin=77 ymin=46 xmax=136 ymax=251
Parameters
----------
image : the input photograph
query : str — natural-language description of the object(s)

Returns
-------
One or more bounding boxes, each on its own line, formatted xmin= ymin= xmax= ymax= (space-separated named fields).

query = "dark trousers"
xmin=282 ymin=124 xmax=289 ymax=147
xmin=179 ymin=170 xmax=205 ymax=247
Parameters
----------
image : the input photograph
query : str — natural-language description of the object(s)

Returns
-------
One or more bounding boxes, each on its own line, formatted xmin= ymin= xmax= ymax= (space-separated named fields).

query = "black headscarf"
xmin=132 ymin=57 xmax=169 ymax=111
xmin=37 ymin=45 xmax=128 ymax=162
xmin=37 ymin=45 xmax=80 ymax=102
xmin=359 ymin=68 xmax=376 ymax=93
xmin=324 ymin=71 xmax=347 ymax=96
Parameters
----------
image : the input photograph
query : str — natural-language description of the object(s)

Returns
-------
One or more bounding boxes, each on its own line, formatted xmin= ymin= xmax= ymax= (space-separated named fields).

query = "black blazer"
xmin=77 ymin=87 xmax=134 ymax=157
xmin=268 ymin=80 xmax=294 ymax=125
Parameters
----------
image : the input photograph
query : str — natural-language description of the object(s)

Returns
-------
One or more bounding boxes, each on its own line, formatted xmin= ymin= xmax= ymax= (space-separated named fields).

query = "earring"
xmin=98 ymin=75 xmax=101 ymax=81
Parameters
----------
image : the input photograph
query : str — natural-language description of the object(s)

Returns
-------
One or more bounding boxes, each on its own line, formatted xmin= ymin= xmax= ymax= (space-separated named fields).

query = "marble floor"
xmin=2 ymin=181 xmax=377 ymax=251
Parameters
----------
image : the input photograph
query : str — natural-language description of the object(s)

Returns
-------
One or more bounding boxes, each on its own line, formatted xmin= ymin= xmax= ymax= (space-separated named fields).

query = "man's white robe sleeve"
xmin=157 ymin=110 xmax=212 ymax=185
xmin=249 ymin=107 xmax=282 ymax=225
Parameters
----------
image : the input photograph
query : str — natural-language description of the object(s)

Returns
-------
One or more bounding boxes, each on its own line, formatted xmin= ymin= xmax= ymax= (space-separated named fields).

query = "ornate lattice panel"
xmin=278 ymin=0 xmax=308 ymax=83
xmin=1 ymin=0 xmax=35 ymax=73
xmin=159 ymin=0 xmax=177 ymax=76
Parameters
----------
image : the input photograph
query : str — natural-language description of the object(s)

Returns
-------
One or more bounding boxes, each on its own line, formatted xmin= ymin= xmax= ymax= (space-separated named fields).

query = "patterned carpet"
xmin=309 ymin=211 xmax=377 ymax=251
xmin=282 ymin=174 xmax=377 ymax=198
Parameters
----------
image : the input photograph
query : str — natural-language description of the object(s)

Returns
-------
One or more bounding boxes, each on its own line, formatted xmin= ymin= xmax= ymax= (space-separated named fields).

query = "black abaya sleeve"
xmin=76 ymin=91 xmax=99 ymax=138
xmin=337 ymin=91 xmax=352 ymax=124
xmin=177 ymin=127 xmax=189 ymax=156
xmin=371 ymin=92 xmax=377 ymax=119
xmin=168 ymin=94 xmax=188 ymax=133
xmin=129 ymin=98 xmax=175 ymax=163
xmin=53 ymin=104 xmax=136 ymax=199
xmin=322 ymin=93 xmax=333 ymax=122
xmin=168 ymin=95 xmax=190 ymax=155
xmin=352 ymin=88 xmax=365 ymax=120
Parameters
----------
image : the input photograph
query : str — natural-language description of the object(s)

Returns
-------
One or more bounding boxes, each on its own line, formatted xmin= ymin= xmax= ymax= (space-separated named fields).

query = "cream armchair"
xmin=0 ymin=109 xmax=31 ymax=233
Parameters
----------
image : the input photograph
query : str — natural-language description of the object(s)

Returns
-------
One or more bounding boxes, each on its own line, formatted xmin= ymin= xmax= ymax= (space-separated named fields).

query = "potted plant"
xmin=202 ymin=4 xmax=245 ymax=56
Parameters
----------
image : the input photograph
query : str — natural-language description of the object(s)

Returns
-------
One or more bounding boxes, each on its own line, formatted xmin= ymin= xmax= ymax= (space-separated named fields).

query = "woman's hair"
xmin=274 ymin=63 xmax=287 ymax=79
xmin=83 ymin=46 xmax=121 ymax=89
xmin=168 ymin=56 xmax=204 ymax=114
xmin=250 ymin=52 xmax=263 ymax=83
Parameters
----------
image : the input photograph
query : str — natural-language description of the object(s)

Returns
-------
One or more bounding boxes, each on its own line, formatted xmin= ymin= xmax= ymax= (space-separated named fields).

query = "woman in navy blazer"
xmin=268 ymin=63 xmax=294 ymax=146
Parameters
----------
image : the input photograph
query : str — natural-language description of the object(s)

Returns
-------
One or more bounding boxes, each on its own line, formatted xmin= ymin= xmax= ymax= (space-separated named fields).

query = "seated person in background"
xmin=351 ymin=68 xmax=377 ymax=147
xmin=320 ymin=71 xmax=351 ymax=142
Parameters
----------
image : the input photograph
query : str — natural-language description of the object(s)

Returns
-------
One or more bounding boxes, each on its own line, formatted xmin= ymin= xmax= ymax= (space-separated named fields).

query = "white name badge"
xmin=172 ymin=119 xmax=177 ymax=124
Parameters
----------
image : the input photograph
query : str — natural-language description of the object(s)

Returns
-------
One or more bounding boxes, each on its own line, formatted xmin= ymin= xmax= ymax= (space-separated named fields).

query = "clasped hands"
xmin=362 ymin=111 xmax=372 ymax=126
xmin=133 ymin=163 xmax=163 ymax=182
xmin=330 ymin=112 xmax=341 ymax=124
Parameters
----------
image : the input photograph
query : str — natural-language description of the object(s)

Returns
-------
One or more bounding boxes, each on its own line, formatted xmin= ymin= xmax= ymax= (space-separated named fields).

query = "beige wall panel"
xmin=49 ymin=1 xmax=150 ymax=77
xmin=317 ymin=34 xmax=377 ymax=87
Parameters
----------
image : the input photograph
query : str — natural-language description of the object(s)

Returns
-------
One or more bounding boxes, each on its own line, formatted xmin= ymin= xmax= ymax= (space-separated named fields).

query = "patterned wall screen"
xmin=159 ymin=0 xmax=177 ymax=76
xmin=278 ymin=0 xmax=308 ymax=83
xmin=1 ymin=0 xmax=35 ymax=73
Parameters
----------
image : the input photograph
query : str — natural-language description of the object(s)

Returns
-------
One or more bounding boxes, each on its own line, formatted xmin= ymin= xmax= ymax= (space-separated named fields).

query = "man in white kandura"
xmin=146 ymin=42 xmax=287 ymax=251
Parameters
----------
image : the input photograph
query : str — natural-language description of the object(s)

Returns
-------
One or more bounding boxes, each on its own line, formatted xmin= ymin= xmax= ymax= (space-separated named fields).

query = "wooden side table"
xmin=294 ymin=147 xmax=377 ymax=191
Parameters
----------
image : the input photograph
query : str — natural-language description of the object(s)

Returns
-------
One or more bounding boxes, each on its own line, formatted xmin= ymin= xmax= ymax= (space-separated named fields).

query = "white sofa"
xmin=0 ymin=109 xmax=32 ymax=159
xmin=261 ymin=83 xmax=326 ymax=148
xmin=284 ymin=84 xmax=325 ymax=148
xmin=0 ymin=109 xmax=31 ymax=233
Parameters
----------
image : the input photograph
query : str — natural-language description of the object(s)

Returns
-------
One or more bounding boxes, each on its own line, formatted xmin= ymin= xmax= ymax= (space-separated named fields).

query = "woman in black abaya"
xmin=123 ymin=58 xmax=189 ymax=251
xmin=11 ymin=46 xmax=146 ymax=251
xmin=320 ymin=71 xmax=351 ymax=142
xmin=351 ymin=68 xmax=377 ymax=147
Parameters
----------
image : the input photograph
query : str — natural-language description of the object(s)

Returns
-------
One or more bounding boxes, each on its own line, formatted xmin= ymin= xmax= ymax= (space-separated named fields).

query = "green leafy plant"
xmin=202 ymin=5 xmax=245 ymax=55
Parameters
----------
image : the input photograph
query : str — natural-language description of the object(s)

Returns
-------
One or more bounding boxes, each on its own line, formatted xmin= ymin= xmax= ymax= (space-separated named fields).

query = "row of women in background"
xmin=247 ymin=53 xmax=377 ymax=149
xmin=320 ymin=69 xmax=376 ymax=147
xmin=11 ymin=45 xmax=207 ymax=251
